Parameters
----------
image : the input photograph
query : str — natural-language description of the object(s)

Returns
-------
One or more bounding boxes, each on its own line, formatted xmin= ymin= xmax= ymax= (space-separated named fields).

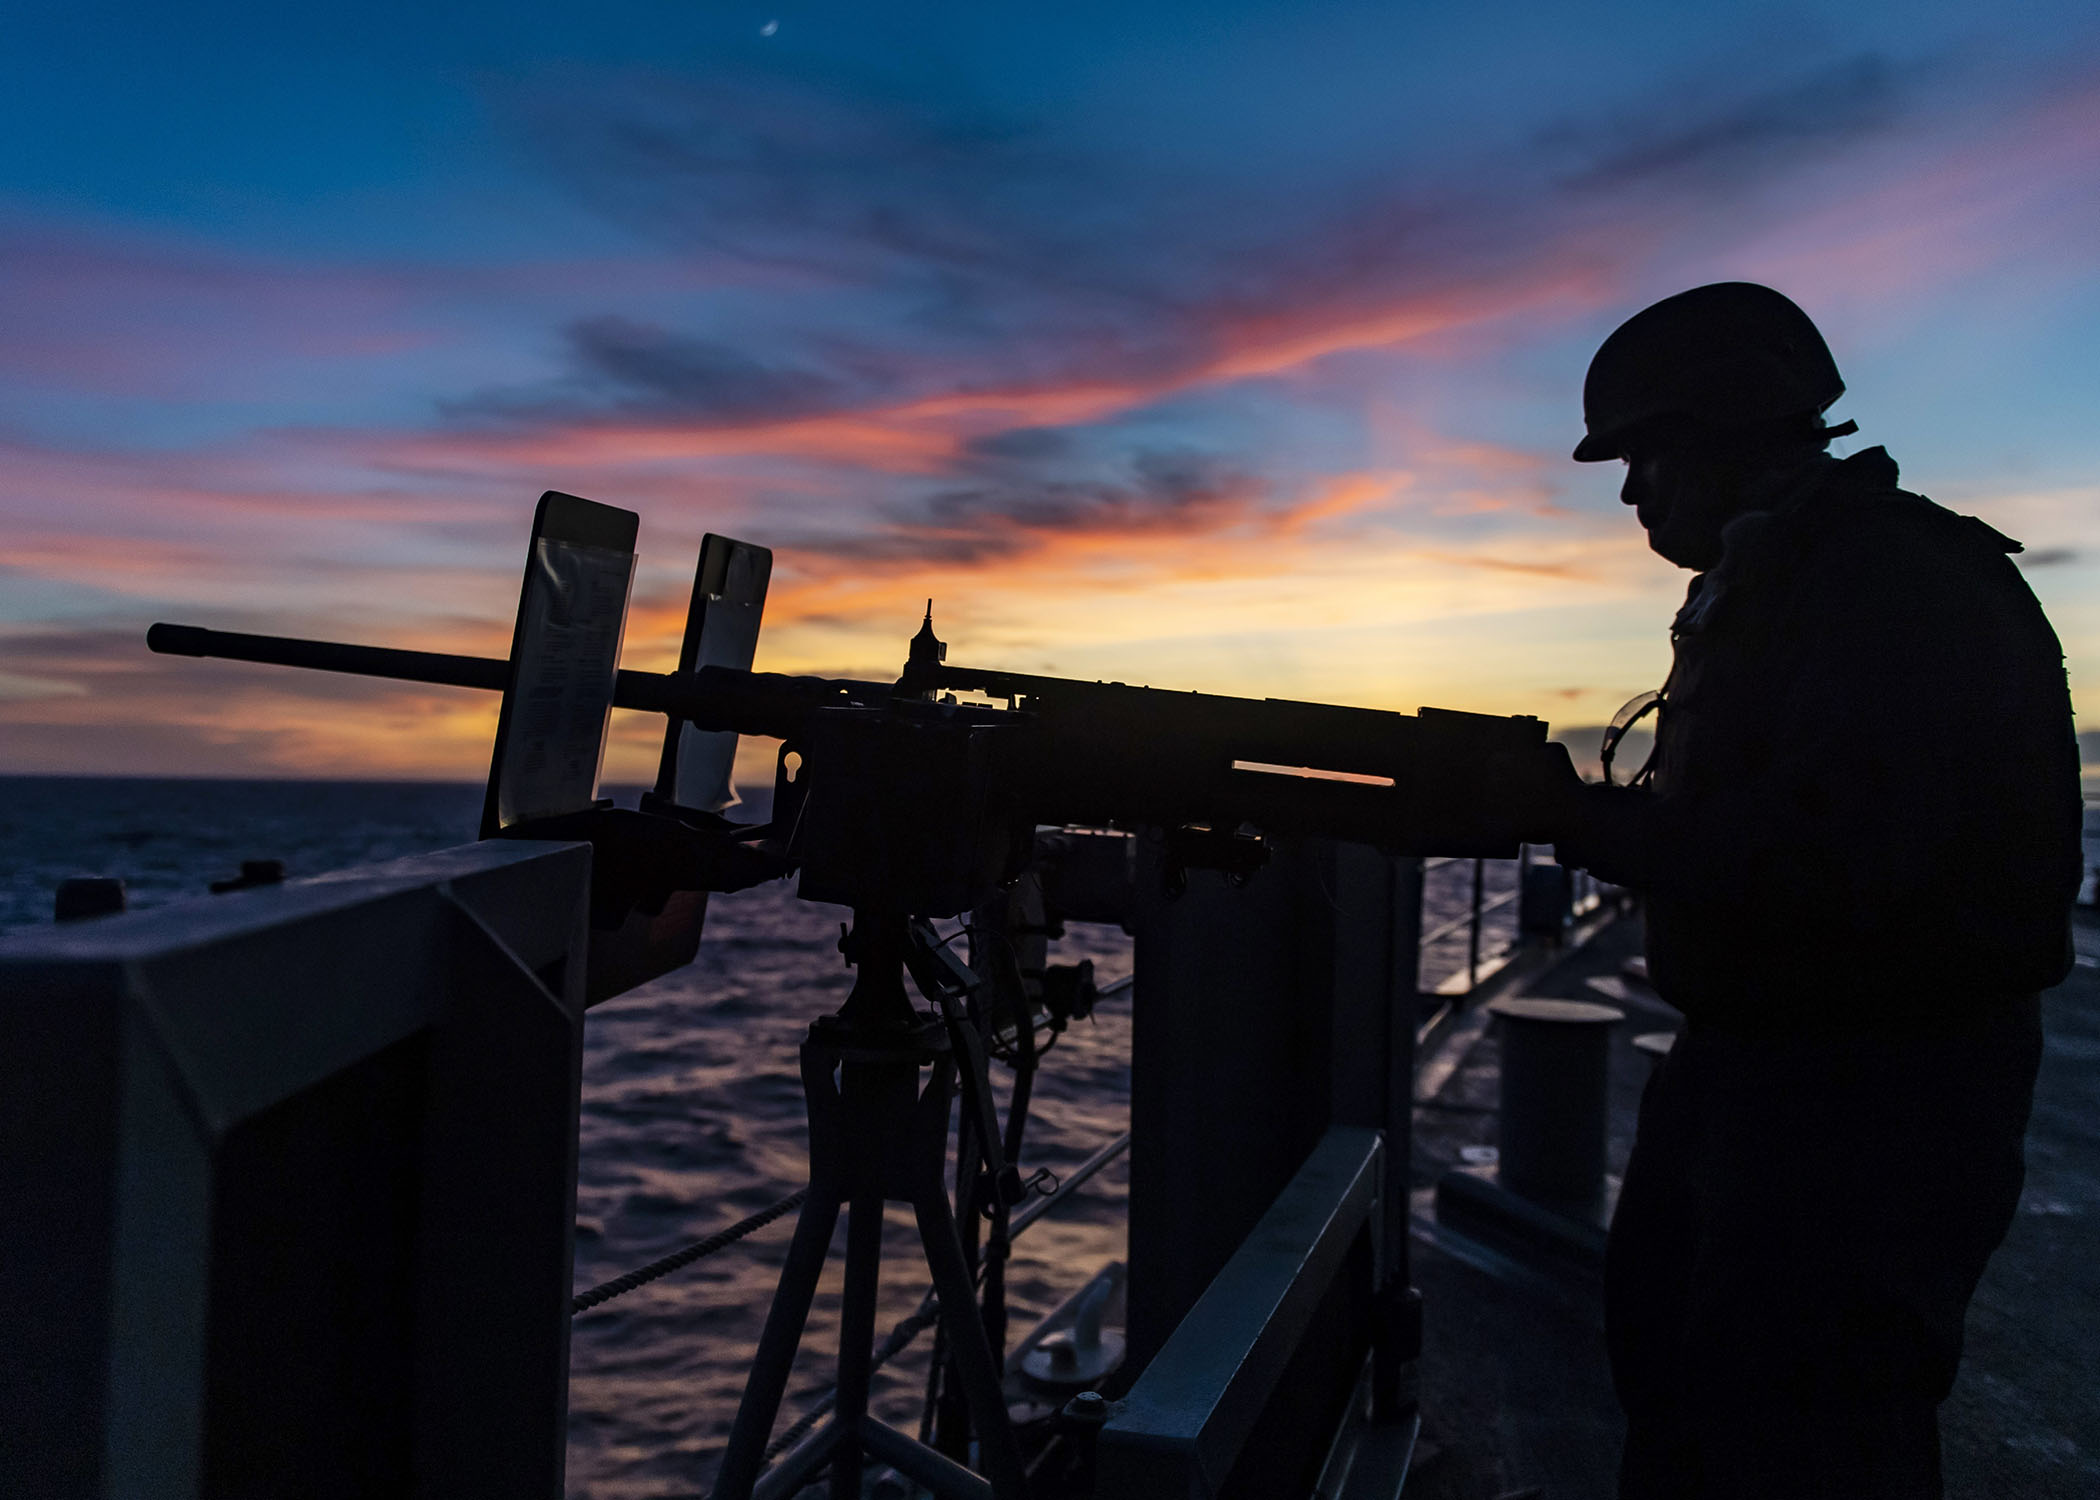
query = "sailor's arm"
xmin=1492 ymin=747 xmax=1667 ymax=888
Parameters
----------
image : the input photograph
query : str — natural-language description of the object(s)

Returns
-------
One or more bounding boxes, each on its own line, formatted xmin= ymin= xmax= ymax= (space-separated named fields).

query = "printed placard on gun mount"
xmin=654 ymin=534 xmax=772 ymax=816
xmin=481 ymin=492 xmax=639 ymax=838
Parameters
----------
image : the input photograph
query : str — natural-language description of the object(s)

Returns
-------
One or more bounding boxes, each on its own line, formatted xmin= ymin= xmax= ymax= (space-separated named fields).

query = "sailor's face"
xmin=1621 ymin=443 xmax=1733 ymax=571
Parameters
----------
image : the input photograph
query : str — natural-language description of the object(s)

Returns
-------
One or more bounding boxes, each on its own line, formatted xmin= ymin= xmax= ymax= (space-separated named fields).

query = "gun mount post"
xmin=710 ymin=908 xmax=1037 ymax=1500
xmin=1121 ymin=840 xmax=1424 ymax=1407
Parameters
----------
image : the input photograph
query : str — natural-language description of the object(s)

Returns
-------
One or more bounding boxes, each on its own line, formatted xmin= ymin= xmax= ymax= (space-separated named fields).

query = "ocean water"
xmin=1 ymin=775 xmax=1521 ymax=1497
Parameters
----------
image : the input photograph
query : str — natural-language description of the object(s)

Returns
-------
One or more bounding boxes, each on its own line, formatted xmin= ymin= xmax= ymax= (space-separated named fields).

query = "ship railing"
xmin=1095 ymin=1127 xmax=1406 ymax=1499
xmin=1416 ymin=848 xmax=1623 ymax=1045
xmin=1 ymin=832 xmax=1629 ymax=1496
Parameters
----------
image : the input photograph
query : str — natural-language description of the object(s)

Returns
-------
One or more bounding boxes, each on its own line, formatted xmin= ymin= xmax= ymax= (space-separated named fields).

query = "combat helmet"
xmin=1573 ymin=282 xmax=1850 ymax=461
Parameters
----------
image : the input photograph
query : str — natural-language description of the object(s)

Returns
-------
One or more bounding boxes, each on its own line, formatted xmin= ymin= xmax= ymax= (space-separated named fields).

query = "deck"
xmin=1404 ymin=908 xmax=2100 ymax=1499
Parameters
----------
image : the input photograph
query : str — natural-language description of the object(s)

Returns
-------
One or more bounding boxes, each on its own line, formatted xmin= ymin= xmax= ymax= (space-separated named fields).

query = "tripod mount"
xmin=708 ymin=909 xmax=1038 ymax=1500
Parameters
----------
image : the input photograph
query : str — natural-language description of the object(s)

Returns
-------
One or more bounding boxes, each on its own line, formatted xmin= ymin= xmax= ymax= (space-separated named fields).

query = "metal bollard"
xmin=1487 ymin=997 xmax=1624 ymax=1208
xmin=1517 ymin=860 xmax=1573 ymax=942
xmin=53 ymin=877 xmax=126 ymax=922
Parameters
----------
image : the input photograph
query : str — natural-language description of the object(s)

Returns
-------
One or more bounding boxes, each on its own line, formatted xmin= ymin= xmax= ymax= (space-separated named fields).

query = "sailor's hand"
xmin=498 ymin=807 xmax=792 ymax=927
xmin=1484 ymin=741 xmax=1586 ymax=846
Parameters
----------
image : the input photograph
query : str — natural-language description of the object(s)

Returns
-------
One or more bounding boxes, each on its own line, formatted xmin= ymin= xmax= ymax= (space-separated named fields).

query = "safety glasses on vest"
xmin=1601 ymin=688 xmax=1665 ymax=788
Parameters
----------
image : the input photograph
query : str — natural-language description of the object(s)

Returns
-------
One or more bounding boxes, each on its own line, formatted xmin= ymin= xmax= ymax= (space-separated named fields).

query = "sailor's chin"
xmin=1642 ymin=524 xmax=1699 ymax=569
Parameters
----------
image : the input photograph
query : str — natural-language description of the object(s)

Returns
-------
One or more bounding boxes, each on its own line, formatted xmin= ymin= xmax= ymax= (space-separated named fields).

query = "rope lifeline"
xmin=572 ymin=1187 xmax=810 ymax=1317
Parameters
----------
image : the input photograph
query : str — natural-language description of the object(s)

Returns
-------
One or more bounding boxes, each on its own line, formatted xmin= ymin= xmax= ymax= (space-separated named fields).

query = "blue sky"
xmin=4 ymin=2 xmax=2098 ymax=778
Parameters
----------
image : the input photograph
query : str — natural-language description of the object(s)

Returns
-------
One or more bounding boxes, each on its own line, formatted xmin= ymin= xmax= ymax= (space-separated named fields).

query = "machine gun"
xmin=150 ymin=609 xmax=1542 ymax=906
xmin=148 ymin=510 xmax=1544 ymax=927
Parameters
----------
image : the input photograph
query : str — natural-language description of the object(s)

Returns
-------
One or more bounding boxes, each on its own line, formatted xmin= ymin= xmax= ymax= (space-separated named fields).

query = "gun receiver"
xmin=912 ymin=659 xmax=1539 ymax=856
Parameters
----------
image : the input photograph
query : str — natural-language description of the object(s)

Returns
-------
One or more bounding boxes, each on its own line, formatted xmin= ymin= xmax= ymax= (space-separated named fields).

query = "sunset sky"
xmin=5 ymin=2 xmax=2098 ymax=785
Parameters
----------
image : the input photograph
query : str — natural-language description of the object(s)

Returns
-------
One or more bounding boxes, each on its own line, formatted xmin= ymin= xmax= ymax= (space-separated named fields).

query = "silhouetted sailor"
xmin=1517 ymin=283 xmax=2083 ymax=1499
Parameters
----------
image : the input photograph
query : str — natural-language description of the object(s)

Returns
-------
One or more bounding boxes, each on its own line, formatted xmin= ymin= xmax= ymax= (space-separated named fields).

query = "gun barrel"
xmin=148 ymin=623 xmax=512 ymax=693
xmin=146 ymin=622 xmax=891 ymax=739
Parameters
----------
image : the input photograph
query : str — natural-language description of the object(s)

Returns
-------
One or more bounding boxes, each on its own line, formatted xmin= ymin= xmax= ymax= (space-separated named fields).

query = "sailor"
xmin=1513 ymin=283 xmax=2084 ymax=1498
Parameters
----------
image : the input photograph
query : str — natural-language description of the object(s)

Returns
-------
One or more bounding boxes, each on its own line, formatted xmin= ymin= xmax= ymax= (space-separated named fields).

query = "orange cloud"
xmin=328 ymin=249 xmax=1619 ymax=506
xmin=1272 ymin=471 xmax=1413 ymax=531
xmin=1205 ymin=262 xmax=1609 ymax=382
xmin=390 ymin=413 xmax=964 ymax=475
